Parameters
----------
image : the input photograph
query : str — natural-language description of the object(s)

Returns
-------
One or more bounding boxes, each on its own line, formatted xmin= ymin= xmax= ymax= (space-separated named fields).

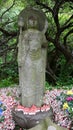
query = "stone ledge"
xmin=30 ymin=117 xmax=68 ymax=130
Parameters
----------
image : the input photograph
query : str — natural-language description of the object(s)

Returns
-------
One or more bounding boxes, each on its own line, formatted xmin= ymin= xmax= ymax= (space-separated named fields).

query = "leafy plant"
xmin=0 ymin=77 xmax=18 ymax=88
xmin=56 ymin=90 xmax=73 ymax=119
xmin=45 ymin=81 xmax=53 ymax=90
xmin=56 ymin=55 xmax=73 ymax=86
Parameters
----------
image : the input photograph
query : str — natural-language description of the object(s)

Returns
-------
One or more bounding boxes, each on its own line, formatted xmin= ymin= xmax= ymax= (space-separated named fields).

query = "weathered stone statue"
xmin=12 ymin=7 xmax=68 ymax=130
xmin=18 ymin=7 xmax=48 ymax=107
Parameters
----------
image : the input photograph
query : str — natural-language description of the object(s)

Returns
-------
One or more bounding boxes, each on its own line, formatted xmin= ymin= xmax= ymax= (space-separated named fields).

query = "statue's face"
xmin=27 ymin=16 xmax=38 ymax=29
xmin=28 ymin=19 xmax=37 ymax=27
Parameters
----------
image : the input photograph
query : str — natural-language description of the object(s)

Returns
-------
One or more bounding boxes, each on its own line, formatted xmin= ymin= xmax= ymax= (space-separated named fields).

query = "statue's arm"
xmin=41 ymin=33 xmax=48 ymax=49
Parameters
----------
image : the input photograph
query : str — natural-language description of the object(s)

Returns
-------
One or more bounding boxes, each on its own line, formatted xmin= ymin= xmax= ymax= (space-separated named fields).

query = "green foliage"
xmin=0 ymin=77 xmax=15 ymax=87
xmin=0 ymin=61 xmax=19 ymax=87
xmin=0 ymin=0 xmax=73 ymax=88
xmin=0 ymin=62 xmax=19 ymax=87
xmin=56 ymin=55 xmax=73 ymax=86
xmin=45 ymin=81 xmax=73 ymax=90
xmin=0 ymin=0 xmax=21 ymax=87
xmin=45 ymin=81 xmax=53 ymax=90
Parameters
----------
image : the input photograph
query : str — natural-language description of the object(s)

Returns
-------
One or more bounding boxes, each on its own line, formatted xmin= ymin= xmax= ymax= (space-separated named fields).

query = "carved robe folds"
xmin=18 ymin=29 xmax=47 ymax=107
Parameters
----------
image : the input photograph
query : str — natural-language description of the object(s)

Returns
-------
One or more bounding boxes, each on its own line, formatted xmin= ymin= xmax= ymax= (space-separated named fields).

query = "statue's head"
xmin=18 ymin=7 xmax=48 ymax=33
xmin=27 ymin=16 xmax=38 ymax=29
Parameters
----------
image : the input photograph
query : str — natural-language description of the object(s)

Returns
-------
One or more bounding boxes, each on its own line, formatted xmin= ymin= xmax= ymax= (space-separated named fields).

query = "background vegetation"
xmin=0 ymin=0 xmax=73 ymax=89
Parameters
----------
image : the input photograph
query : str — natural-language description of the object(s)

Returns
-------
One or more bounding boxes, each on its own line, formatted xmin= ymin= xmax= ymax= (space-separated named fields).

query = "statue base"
xmin=12 ymin=110 xmax=68 ymax=130
xmin=30 ymin=118 xmax=68 ymax=130
xmin=12 ymin=104 xmax=52 ymax=129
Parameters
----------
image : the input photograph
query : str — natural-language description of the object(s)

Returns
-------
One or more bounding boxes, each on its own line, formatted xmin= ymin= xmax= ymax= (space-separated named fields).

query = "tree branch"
xmin=2 ymin=20 xmax=15 ymax=27
xmin=35 ymin=1 xmax=53 ymax=13
xmin=0 ymin=37 xmax=12 ymax=46
xmin=70 ymin=6 xmax=73 ymax=9
xmin=60 ymin=22 xmax=73 ymax=33
xmin=64 ymin=29 xmax=73 ymax=46
xmin=0 ymin=43 xmax=17 ymax=56
xmin=65 ymin=0 xmax=73 ymax=2
xmin=0 ymin=0 xmax=15 ymax=21
xmin=54 ymin=41 xmax=73 ymax=61
xmin=53 ymin=0 xmax=64 ymax=30
xmin=46 ymin=32 xmax=73 ymax=62
xmin=63 ymin=14 xmax=73 ymax=26
xmin=0 ymin=27 xmax=17 ymax=36
xmin=45 ymin=32 xmax=54 ymax=43
xmin=0 ymin=27 xmax=10 ymax=36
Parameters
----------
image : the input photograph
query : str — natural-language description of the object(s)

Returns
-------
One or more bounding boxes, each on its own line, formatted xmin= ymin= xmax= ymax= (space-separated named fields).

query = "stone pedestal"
xmin=30 ymin=118 xmax=68 ymax=130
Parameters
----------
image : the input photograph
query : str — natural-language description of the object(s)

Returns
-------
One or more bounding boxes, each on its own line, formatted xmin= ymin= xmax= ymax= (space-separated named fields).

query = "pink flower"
xmin=66 ymin=97 xmax=73 ymax=101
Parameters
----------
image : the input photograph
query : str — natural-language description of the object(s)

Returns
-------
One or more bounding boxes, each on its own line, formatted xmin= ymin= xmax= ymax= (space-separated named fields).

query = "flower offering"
xmin=44 ymin=89 xmax=73 ymax=129
xmin=0 ymin=87 xmax=73 ymax=130
xmin=56 ymin=90 xmax=73 ymax=119
xmin=0 ymin=87 xmax=20 ymax=130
